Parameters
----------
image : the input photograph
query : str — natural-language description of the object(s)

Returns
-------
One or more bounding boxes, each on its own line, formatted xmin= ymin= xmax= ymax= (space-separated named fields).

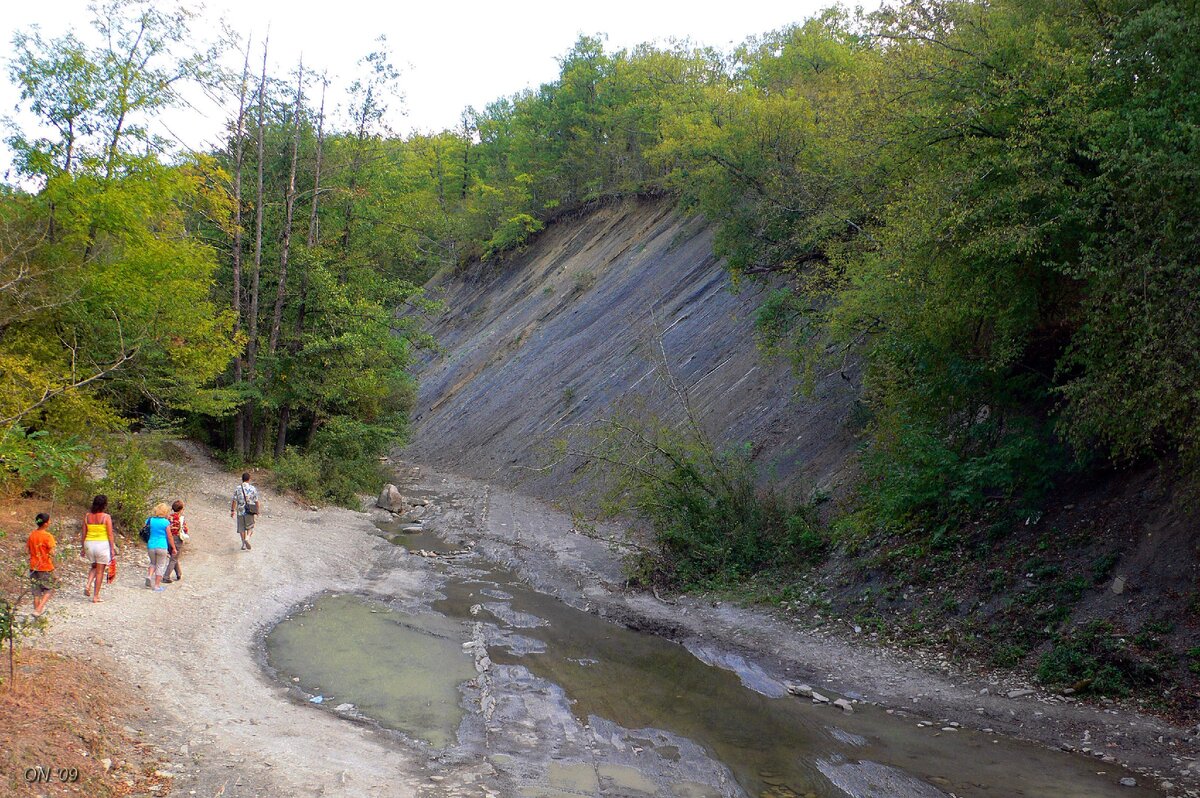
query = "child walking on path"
xmin=164 ymin=500 xmax=189 ymax=583
xmin=27 ymin=512 xmax=56 ymax=616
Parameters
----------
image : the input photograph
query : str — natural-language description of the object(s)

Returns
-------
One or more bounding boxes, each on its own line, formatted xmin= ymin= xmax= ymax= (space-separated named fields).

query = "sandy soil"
xmin=43 ymin=443 xmax=431 ymax=798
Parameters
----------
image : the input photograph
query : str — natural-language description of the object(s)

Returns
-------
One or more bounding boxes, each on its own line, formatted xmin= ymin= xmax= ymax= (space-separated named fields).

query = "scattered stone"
xmin=101 ymin=759 xmax=112 ymax=772
xmin=376 ymin=484 xmax=406 ymax=513
xmin=832 ymin=699 xmax=854 ymax=714
xmin=941 ymin=727 xmax=958 ymax=732
xmin=334 ymin=703 xmax=355 ymax=713
xmin=1120 ymin=777 xmax=1137 ymax=787
xmin=1111 ymin=576 xmax=1127 ymax=595
xmin=786 ymin=683 xmax=814 ymax=698
xmin=1160 ymin=781 xmax=1175 ymax=791
xmin=978 ymin=687 xmax=989 ymax=696
xmin=1007 ymin=688 xmax=1036 ymax=699
xmin=410 ymin=497 xmax=429 ymax=507
xmin=811 ymin=691 xmax=830 ymax=704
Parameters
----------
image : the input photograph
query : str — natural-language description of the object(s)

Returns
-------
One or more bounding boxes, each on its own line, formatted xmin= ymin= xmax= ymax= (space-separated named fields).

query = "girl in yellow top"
xmin=80 ymin=494 xmax=117 ymax=603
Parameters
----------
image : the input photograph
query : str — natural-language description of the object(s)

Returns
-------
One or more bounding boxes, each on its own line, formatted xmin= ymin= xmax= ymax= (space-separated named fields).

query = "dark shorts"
xmin=30 ymin=570 xmax=57 ymax=597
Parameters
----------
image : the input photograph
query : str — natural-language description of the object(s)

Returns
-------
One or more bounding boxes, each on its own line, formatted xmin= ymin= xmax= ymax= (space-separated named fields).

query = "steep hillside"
xmin=405 ymin=197 xmax=1200 ymax=722
xmin=405 ymin=198 xmax=859 ymax=501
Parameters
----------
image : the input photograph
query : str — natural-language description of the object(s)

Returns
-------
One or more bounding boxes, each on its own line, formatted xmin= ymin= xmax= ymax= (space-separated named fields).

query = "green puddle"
xmin=264 ymin=593 xmax=475 ymax=748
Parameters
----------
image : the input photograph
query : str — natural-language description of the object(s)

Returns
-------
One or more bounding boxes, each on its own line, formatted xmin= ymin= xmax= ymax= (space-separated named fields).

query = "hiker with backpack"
xmin=230 ymin=472 xmax=260 ymax=551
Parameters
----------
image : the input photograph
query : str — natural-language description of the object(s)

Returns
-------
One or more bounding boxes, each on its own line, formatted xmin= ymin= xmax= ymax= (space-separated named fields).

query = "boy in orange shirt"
xmin=27 ymin=512 xmax=57 ymax=616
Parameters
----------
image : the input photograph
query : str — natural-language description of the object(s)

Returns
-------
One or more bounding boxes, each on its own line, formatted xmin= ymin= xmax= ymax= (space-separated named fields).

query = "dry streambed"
xmin=37 ymin=447 xmax=1198 ymax=797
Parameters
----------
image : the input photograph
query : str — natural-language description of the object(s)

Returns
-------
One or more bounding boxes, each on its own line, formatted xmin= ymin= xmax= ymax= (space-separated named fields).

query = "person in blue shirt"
xmin=144 ymin=503 xmax=176 ymax=592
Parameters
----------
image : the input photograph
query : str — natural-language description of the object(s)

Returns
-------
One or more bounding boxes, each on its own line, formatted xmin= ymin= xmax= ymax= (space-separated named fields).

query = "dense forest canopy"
xmin=1 ymin=0 xmax=1197 ymax=531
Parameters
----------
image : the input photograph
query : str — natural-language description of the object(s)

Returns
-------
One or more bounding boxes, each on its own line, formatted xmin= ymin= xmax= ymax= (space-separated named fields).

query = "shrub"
xmin=0 ymin=426 xmax=88 ymax=497
xmin=274 ymin=416 xmax=396 ymax=508
xmin=272 ymin=448 xmax=322 ymax=499
xmin=482 ymin=214 xmax=544 ymax=261
xmin=1037 ymin=621 xmax=1162 ymax=696
xmin=97 ymin=436 xmax=159 ymax=533
xmin=579 ymin=405 xmax=827 ymax=589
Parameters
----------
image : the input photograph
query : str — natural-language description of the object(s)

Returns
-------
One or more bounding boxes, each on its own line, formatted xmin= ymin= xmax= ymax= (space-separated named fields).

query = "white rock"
xmin=811 ymin=692 xmax=830 ymax=704
xmin=1007 ymin=688 xmax=1036 ymax=699
xmin=1120 ymin=777 xmax=1137 ymax=787
xmin=833 ymin=699 xmax=854 ymax=714
xmin=785 ymin=683 xmax=814 ymax=698
xmin=376 ymin=484 xmax=407 ymax=512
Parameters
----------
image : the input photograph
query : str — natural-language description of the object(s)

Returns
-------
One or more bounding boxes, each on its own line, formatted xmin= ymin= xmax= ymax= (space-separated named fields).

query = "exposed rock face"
xmin=405 ymin=198 xmax=859 ymax=503
xmin=377 ymin=484 xmax=406 ymax=513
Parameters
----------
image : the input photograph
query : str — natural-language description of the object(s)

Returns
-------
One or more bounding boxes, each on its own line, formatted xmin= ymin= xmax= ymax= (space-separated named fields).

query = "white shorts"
xmin=84 ymin=540 xmax=111 ymax=565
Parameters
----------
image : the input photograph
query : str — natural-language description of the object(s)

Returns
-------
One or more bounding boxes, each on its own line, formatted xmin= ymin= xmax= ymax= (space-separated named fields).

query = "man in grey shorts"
xmin=230 ymin=472 xmax=260 ymax=551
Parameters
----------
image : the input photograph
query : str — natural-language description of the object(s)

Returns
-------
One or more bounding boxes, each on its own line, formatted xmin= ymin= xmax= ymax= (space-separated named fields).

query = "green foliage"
xmin=482 ymin=214 xmax=543 ymax=261
xmin=0 ymin=426 xmax=88 ymax=494
xmin=274 ymin=416 xmax=395 ymax=508
xmin=97 ymin=436 xmax=159 ymax=533
xmin=580 ymin=403 xmax=826 ymax=589
xmin=1037 ymin=620 xmax=1166 ymax=696
xmin=4 ymin=0 xmax=1198 ymax=533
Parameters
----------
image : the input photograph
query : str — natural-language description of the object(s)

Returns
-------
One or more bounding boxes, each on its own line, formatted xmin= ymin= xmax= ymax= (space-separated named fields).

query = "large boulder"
xmin=377 ymin=484 xmax=406 ymax=513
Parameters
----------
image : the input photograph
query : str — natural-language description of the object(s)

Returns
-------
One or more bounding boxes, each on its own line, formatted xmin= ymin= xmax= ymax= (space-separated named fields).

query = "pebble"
xmin=832 ymin=699 xmax=854 ymax=714
xmin=811 ymin=692 xmax=830 ymax=704
xmin=1120 ymin=777 xmax=1137 ymax=787
xmin=1007 ymin=689 xmax=1036 ymax=699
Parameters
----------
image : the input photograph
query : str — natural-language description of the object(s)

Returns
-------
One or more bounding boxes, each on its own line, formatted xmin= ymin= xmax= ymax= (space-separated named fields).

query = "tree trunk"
xmin=246 ymin=37 xmax=269 ymax=458
xmin=278 ymin=77 xmax=327 ymax=459
xmin=339 ymin=87 xmax=372 ymax=262
xmin=266 ymin=61 xmax=305 ymax=459
xmin=232 ymin=35 xmax=252 ymax=456
xmin=268 ymin=59 xmax=304 ymax=357
xmin=274 ymin=405 xmax=291 ymax=459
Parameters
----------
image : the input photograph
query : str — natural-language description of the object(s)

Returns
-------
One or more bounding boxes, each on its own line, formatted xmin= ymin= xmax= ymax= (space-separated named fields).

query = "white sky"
xmin=2 ymin=0 xmax=847 ymax=176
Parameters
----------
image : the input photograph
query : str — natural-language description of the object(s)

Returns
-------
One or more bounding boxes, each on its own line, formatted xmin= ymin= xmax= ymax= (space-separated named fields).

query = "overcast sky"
xmin=2 ymin=0 xmax=848 ymax=175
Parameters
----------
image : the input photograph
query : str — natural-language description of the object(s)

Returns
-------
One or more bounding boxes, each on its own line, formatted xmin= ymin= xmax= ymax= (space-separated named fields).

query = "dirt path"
xmin=45 ymin=444 xmax=428 ymax=798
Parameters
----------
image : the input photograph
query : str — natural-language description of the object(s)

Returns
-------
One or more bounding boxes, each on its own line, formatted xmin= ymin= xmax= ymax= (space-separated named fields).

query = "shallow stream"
xmin=264 ymin=520 xmax=1161 ymax=798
